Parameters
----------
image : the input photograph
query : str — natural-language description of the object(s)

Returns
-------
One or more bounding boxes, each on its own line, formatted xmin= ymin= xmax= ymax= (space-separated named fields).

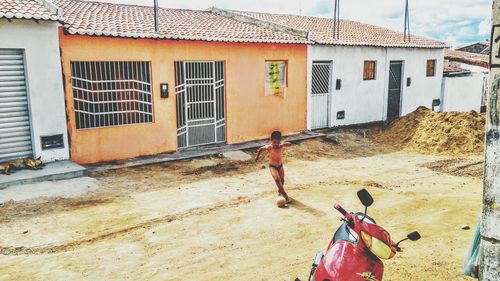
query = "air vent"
xmin=41 ymin=134 xmax=64 ymax=150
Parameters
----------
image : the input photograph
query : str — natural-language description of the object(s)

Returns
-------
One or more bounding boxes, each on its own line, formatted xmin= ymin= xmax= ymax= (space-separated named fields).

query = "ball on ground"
xmin=276 ymin=196 xmax=287 ymax=207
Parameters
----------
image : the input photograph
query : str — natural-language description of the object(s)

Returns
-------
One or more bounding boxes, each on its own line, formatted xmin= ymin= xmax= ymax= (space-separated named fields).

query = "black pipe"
xmin=154 ymin=0 xmax=159 ymax=33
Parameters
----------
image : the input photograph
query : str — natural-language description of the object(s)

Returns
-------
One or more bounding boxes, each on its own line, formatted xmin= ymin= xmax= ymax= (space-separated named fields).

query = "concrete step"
xmin=0 ymin=160 xmax=87 ymax=189
xmin=86 ymin=131 xmax=324 ymax=172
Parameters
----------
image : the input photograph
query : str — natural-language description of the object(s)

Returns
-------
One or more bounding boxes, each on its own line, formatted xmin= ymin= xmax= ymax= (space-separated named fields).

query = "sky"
xmin=91 ymin=0 xmax=493 ymax=48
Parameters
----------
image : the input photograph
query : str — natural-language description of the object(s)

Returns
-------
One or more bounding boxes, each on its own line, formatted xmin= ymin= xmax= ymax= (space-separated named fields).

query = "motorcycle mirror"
xmin=357 ymin=189 xmax=373 ymax=207
xmin=407 ymin=231 xmax=421 ymax=241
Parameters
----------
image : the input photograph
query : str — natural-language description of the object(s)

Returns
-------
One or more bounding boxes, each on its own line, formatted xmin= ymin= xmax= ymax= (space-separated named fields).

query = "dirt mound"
xmin=370 ymin=107 xmax=485 ymax=155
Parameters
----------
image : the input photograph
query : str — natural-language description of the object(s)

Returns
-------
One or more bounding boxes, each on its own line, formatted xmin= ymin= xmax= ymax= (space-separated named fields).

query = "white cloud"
xmin=479 ymin=17 xmax=492 ymax=36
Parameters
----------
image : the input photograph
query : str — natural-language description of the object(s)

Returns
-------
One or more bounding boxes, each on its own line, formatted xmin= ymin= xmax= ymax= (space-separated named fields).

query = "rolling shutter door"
xmin=0 ymin=49 xmax=33 ymax=161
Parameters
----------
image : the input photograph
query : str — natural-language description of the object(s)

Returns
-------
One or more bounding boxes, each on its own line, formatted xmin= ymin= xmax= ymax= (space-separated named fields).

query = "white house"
xmin=441 ymin=49 xmax=489 ymax=113
xmin=0 ymin=0 xmax=69 ymax=162
xmin=212 ymin=8 xmax=446 ymax=129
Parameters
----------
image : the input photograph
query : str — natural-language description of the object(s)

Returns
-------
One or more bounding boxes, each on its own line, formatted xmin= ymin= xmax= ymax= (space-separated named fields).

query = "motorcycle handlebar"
xmin=334 ymin=203 xmax=347 ymax=216
xmin=334 ymin=203 xmax=353 ymax=222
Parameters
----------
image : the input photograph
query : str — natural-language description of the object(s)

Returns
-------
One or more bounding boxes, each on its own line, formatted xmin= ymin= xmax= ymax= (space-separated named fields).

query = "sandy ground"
xmin=0 ymin=177 xmax=99 ymax=204
xmin=0 ymin=133 xmax=481 ymax=280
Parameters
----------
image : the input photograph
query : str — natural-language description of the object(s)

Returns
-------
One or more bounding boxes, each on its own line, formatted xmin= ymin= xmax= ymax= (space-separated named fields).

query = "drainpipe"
xmin=479 ymin=1 xmax=500 ymax=280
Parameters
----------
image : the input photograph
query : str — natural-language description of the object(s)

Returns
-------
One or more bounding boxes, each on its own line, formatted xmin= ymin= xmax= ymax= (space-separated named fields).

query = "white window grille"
xmin=71 ymin=61 xmax=153 ymax=129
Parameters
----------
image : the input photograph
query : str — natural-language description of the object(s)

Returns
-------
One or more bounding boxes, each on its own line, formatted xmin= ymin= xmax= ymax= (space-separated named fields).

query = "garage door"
xmin=0 ymin=49 xmax=33 ymax=162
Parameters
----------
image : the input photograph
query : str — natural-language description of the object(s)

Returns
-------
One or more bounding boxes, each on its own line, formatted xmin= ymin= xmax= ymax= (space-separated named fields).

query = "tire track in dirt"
xmin=0 ymin=195 xmax=251 ymax=256
xmin=0 ymin=184 xmax=319 ymax=256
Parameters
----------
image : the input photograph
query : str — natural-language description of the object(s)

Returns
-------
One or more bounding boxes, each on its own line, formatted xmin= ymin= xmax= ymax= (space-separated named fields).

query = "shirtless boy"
xmin=255 ymin=131 xmax=291 ymax=202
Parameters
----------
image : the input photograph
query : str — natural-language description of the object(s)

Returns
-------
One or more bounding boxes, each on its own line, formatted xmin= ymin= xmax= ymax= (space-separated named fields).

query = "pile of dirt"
xmin=370 ymin=107 xmax=485 ymax=155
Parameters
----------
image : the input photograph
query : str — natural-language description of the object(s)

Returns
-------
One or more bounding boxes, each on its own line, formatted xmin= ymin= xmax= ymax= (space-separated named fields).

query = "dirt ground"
xmin=0 ymin=132 xmax=482 ymax=280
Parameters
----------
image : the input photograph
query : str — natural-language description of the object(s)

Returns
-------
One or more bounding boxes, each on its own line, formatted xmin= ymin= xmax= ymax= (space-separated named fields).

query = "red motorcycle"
xmin=304 ymin=189 xmax=421 ymax=281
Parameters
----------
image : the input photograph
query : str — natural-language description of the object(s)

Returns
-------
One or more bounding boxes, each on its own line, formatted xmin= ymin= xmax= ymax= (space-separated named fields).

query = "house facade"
xmin=0 ymin=0 xmax=69 ymax=163
xmin=1 ymin=0 xmax=449 ymax=165
xmin=441 ymin=49 xmax=489 ymax=112
xmin=219 ymin=10 xmax=447 ymax=129
xmin=307 ymin=46 xmax=444 ymax=126
xmin=54 ymin=0 xmax=308 ymax=164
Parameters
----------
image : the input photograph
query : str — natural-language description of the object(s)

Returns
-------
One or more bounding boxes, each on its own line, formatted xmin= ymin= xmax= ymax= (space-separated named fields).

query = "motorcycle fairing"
xmin=315 ymin=239 xmax=384 ymax=281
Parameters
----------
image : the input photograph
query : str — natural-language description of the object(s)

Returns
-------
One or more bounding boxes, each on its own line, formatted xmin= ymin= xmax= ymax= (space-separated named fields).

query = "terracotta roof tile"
xmin=445 ymin=49 xmax=489 ymax=68
xmin=231 ymin=10 xmax=446 ymax=48
xmin=52 ymin=0 xmax=309 ymax=44
xmin=443 ymin=61 xmax=470 ymax=74
xmin=0 ymin=0 xmax=61 ymax=21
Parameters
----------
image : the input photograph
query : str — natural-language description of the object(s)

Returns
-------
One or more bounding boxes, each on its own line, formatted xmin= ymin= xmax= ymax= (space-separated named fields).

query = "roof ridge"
xmin=53 ymin=0 xmax=309 ymax=44
xmin=208 ymin=7 xmax=309 ymax=40
xmin=234 ymin=9 xmax=444 ymax=43
xmin=457 ymin=41 xmax=490 ymax=48
xmin=231 ymin=9 xmax=446 ymax=47
xmin=37 ymin=0 xmax=63 ymax=18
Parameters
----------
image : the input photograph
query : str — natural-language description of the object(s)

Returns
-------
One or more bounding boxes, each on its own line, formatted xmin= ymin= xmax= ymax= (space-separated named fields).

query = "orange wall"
xmin=59 ymin=31 xmax=308 ymax=164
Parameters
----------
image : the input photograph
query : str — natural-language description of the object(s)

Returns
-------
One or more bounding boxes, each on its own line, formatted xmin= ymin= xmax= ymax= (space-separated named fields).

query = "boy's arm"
xmin=281 ymin=142 xmax=292 ymax=147
xmin=255 ymin=145 xmax=267 ymax=161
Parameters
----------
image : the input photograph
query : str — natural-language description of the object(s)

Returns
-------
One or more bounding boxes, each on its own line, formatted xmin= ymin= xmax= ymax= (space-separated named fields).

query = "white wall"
xmin=0 ymin=19 xmax=69 ymax=162
xmin=307 ymin=45 xmax=444 ymax=128
xmin=459 ymin=63 xmax=489 ymax=74
xmin=441 ymin=74 xmax=485 ymax=112
xmin=387 ymin=48 xmax=444 ymax=116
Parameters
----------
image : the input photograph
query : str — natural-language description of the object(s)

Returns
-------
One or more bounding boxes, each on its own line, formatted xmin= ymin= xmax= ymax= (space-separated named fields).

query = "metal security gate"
xmin=387 ymin=61 xmax=403 ymax=122
xmin=0 ymin=49 xmax=33 ymax=161
xmin=175 ymin=61 xmax=225 ymax=148
xmin=311 ymin=62 xmax=332 ymax=129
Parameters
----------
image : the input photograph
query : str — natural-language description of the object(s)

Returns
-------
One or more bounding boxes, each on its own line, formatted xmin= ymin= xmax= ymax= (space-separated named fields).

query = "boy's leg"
xmin=279 ymin=166 xmax=285 ymax=185
xmin=269 ymin=167 xmax=286 ymax=197
xmin=278 ymin=166 xmax=289 ymax=202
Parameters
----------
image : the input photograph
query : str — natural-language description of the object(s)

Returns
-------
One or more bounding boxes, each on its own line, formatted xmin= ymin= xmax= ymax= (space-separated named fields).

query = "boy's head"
xmin=271 ymin=131 xmax=282 ymax=147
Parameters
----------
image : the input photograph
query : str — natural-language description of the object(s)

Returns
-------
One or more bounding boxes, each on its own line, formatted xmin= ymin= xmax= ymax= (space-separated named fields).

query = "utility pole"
xmin=153 ymin=0 xmax=159 ymax=33
xmin=404 ymin=0 xmax=411 ymax=42
xmin=333 ymin=0 xmax=340 ymax=40
xmin=480 ymin=1 xmax=500 ymax=280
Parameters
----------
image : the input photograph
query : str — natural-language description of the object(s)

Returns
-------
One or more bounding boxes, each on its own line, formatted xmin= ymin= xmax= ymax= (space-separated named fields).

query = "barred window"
xmin=363 ymin=60 xmax=377 ymax=80
xmin=71 ymin=61 xmax=153 ymax=129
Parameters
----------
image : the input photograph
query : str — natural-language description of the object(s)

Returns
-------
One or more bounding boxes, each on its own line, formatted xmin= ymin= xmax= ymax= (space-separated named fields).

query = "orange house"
xmin=55 ymin=0 xmax=308 ymax=164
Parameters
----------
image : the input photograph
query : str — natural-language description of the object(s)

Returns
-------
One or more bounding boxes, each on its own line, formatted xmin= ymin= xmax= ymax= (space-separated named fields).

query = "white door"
xmin=311 ymin=61 xmax=332 ymax=129
xmin=0 ymin=49 xmax=33 ymax=161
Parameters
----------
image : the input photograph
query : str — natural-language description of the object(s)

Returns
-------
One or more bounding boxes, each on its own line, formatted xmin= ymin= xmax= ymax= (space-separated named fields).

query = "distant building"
xmin=457 ymin=41 xmax=490 ymax=55
xmin=441 ymin=49 xmax=489 ymax=112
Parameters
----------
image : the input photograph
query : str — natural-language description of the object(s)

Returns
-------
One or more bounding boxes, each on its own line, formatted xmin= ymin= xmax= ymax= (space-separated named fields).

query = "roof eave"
xmin=312 ymin=40 xmax=447 ymax=49
xmin=65 ymin=28 xmax=310 ymax=44
xmin=0 ymin=13 xmax=62 ymax=21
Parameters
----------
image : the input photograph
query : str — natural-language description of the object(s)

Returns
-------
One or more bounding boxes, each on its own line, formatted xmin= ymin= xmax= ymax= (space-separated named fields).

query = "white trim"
xmin=72 ymin=77 xmax=151 ymax=86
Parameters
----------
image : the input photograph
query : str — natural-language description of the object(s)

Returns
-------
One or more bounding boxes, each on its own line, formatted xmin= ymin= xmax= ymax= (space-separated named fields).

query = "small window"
xmin=265 ymin=61 xmax=287 ymax=97
xmin=426 ymin=59 xmax=436 ymax=77
xmin=363 ymin=60 xmax=376 ymax=80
